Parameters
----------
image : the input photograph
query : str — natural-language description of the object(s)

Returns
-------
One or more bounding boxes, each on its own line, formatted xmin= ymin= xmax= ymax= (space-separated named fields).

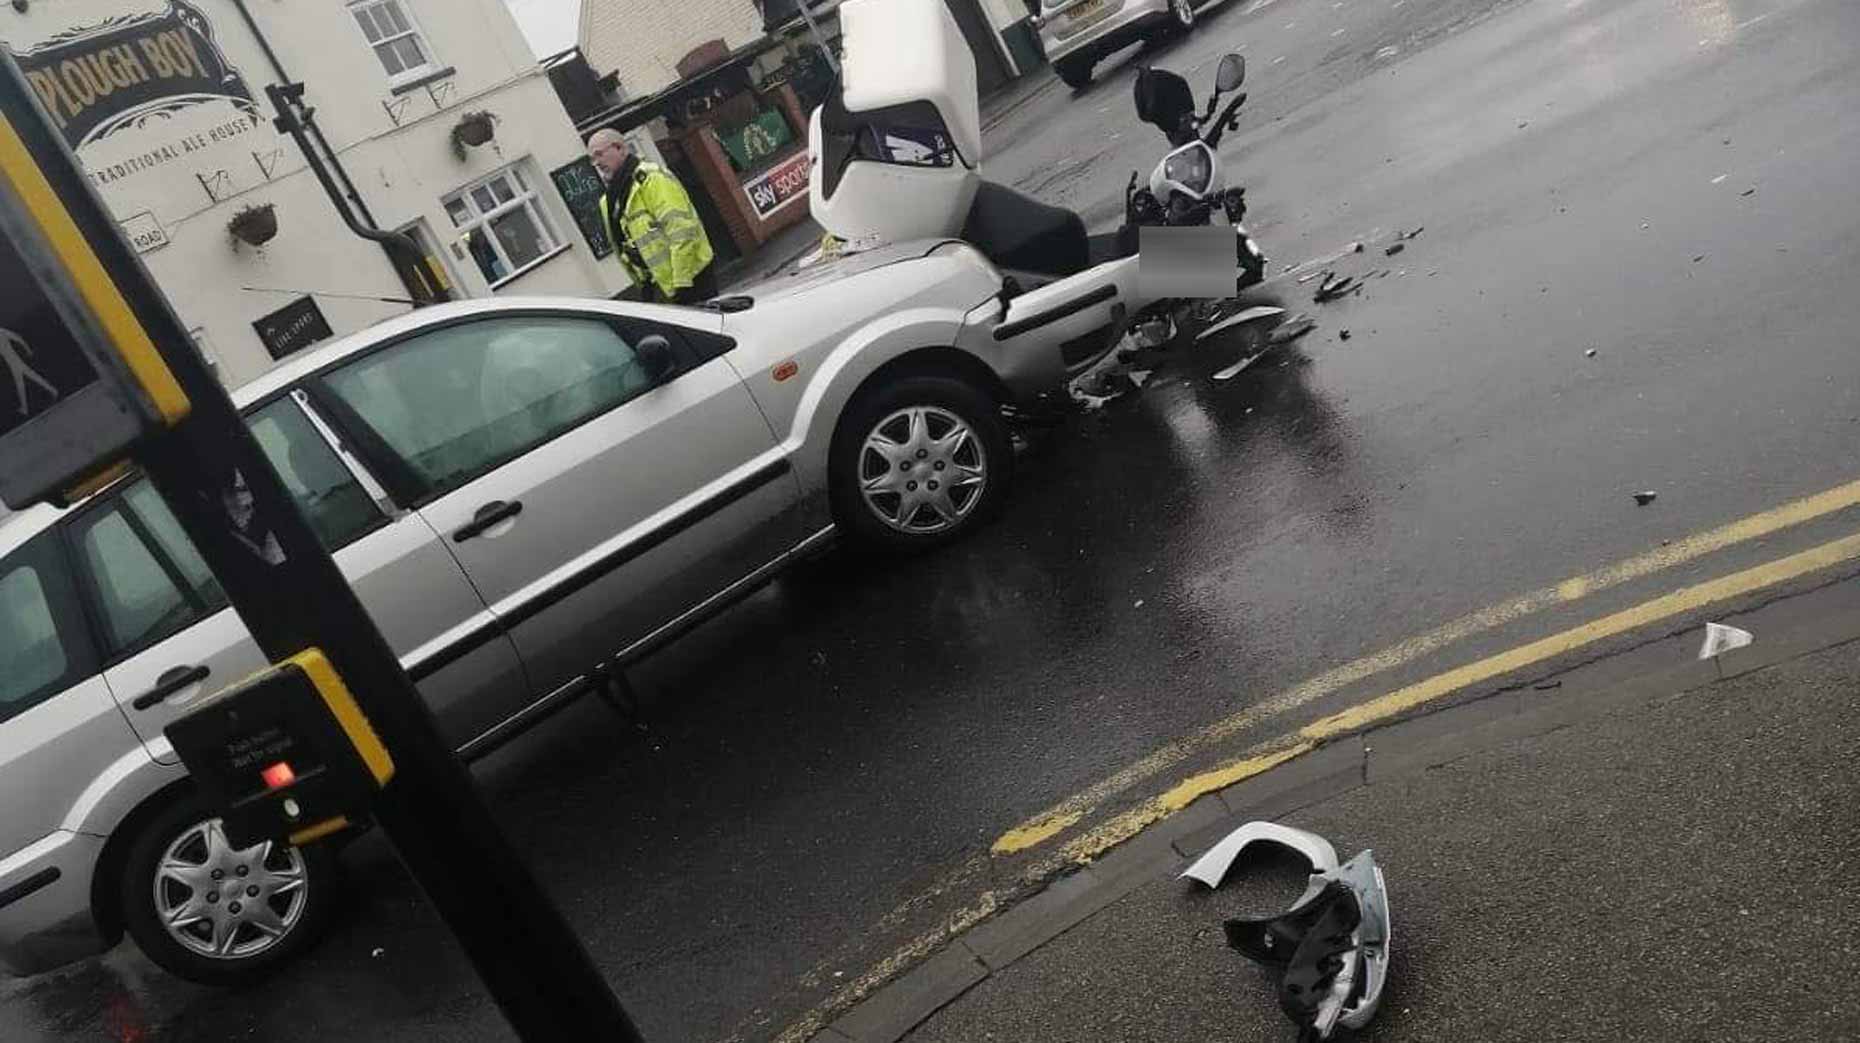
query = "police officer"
xmin=587 ymin=130 xmax=717 ymax=305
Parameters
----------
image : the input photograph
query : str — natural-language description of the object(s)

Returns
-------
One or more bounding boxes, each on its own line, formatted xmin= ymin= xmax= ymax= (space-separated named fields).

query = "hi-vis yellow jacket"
xmin=599 ymin=162 xmax=715 ymax=299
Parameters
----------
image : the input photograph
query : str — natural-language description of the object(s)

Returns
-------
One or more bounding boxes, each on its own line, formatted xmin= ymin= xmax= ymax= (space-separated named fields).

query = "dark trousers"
xmin=670 ymin=265 xmax=719 ymax=306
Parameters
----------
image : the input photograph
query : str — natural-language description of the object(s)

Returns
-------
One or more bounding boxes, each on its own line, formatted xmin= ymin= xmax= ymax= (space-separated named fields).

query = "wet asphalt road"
xmin=5 ymin=0 xmax=1859 ymax=1039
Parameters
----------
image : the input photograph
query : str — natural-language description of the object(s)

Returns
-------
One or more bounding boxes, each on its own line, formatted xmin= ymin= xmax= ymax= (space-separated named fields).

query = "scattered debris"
xmin=1641 ymin=222 xmax=1651 ymax=230
xmin=1213 ymin=353 xmax=1264 ymax=382
xmin=1584 ymin=347 xmax=1598 ymax=358
xmin=1693 ymin=254 xmax=1706 ymax=263
xmin=1698 ymin=622 xmax=1754 ymax=660
xmin=1632 ymin=490 xmax=1658 ymax=506
xmin=1375 ymin=45 xmax=1400 ymax=59
xmin=1351 ymin=241 xmax=1365 ymax=253
xmin=1384 ymin=242 xmax=1406 ymax=256
xmin=1268 ymin=313 xmax=1317 ymax=345
xmin=1313 ymin=272 xmax=1357 ymax=302
xmin=1710 ymin=174 xmax=1728 ymax=184
xmin=1198 ymin=305 xmax=1287 ymax=343
xmin=1401 ymin=227 xmax=1424 ymax=240
xmin=1134 ymin=599 xmax=1146 ymax=609
xmin=371 ymin=947 xmax=386 ymax=959
xmin=1183 ymin=822 xmax=1391 ymax=1042
xmin=1128 ymin=369 xmax=1154 ymax=388
xmin=1338 ymin=329 xmax=1352 ymax=341
xmin=1533 ymin=680 xmax=1564 ymax=691
xmin=1517 ymin=120 xmax=1529 ymax=129
xmin=1297 ymin=270 xmax=1327 ymax=284
xmin=1740 ymin=187 xmax=1756 ymax=196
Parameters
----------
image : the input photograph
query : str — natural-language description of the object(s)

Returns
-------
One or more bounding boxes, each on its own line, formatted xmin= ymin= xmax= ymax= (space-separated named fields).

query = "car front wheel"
xmin=119 ymin=794 xmax=338 ymax=985
xmin=830 ymin=375 xmax=1012 ymax=553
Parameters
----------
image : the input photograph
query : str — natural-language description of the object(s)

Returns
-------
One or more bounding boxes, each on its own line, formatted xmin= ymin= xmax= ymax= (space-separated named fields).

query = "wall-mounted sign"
xmin=718 ymin=109 xmax=796 ymax=173
xmin=742 ymin=149 xmax=809 ymax=220
xmin=120 ymin=209 xmax=169 ymax=253
xmin=252 ymin=296 xmax=332 ymax=362
xmin=13 ymin=0 xmax=272 ymax=208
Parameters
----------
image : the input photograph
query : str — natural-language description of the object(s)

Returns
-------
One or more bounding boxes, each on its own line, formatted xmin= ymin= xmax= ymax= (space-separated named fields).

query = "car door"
xmin=73 ymin=395 xmax=530 ymax=762
xmin=312 ymin=309 xmax=800 ymax=705
xmin=0 ymin=527 xmax=134 ymax=869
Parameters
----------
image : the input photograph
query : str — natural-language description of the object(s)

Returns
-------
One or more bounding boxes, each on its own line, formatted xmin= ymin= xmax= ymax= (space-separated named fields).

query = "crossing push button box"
xmin=164 ymin=649 xmax=394 ymax=850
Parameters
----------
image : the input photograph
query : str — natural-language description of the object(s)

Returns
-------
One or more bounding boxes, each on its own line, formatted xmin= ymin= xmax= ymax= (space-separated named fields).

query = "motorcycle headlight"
xmin=1163 ymin=147 xmax=1213 ymax=197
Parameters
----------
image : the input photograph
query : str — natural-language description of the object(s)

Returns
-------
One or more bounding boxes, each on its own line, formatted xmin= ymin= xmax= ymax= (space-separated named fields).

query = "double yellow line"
xmin=996 ymin=477 xmax=1860 ymax=859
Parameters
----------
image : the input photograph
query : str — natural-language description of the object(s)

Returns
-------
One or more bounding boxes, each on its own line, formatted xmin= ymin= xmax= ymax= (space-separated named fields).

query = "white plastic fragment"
xmin=1698 ymin=622 xmax=1754 ymax=660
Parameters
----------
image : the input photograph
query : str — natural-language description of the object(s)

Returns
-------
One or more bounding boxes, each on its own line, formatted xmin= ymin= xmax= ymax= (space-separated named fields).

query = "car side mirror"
xmin=636 ymin=334 xmax=676 ymax=383
xmin=1216 ymin=53 xmax=1246 ymax=93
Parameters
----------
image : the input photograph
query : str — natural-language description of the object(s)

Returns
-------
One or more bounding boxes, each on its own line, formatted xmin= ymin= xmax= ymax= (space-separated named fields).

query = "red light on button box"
xmin=261 ymin=762 xmax=297 ymax=790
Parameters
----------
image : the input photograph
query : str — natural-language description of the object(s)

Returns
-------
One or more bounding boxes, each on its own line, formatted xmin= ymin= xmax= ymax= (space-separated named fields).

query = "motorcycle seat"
xmin=962 ymin=180 xmax=1091 ymax=278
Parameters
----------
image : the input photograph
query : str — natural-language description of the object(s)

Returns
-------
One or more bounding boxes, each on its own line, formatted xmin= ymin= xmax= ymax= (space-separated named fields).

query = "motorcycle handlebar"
xmin=1202 ymin=92 xmax=1248 ymax=149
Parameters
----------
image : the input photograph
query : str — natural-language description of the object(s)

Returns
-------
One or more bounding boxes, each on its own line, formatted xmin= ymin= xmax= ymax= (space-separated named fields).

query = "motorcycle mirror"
xmin=1216 ymin=53 xmax=1246 ymax=92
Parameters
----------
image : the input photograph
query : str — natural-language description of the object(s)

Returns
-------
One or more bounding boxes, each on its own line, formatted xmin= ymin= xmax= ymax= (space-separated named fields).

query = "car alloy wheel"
xmin=152 ymin=817 xmax=309 ymax=961
xmin=857 ymin=405 xmax=989 ymax=535
xmin=1173 ymin=0 xmax=1195 ymax=29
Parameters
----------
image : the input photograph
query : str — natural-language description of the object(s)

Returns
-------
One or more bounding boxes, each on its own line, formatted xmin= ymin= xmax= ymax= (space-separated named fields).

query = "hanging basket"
xmin=450 ymin=110 xmax=499 ymax=160
xmin=227 ymin=203 xmax=277 ymax=248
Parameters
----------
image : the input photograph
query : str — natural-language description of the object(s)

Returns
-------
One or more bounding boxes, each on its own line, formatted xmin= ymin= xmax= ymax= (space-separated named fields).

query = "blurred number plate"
xmin=1068 ymin=0 xmax=1110 ymax=22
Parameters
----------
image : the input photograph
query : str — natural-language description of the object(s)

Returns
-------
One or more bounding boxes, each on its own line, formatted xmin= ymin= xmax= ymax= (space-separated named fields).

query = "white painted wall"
xmin=579 ymin=0 xmax=765 ymax=98
xmin=2 ymin=0 xmax=625 ymax=389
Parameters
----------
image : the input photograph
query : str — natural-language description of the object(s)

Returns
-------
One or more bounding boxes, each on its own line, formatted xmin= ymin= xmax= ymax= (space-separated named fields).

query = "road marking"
xmin=770 ymin=893 xmax=1000 ymax=1043
xmin=767 ymin=515 xmax=1860 ymax=1043
xmin=992 ymin=476 xmax=1860 ymax=853
xmin=1050 ymin=528 xmax=1860 ymax=865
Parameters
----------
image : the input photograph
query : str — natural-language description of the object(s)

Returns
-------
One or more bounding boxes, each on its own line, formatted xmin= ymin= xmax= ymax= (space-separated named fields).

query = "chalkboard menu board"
xmin=550 ymin=157 xmax=613 ymax=260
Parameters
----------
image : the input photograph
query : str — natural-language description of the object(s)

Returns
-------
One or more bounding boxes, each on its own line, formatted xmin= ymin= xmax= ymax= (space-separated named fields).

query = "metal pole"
xmin=0 ymin=58 xmax=641 ymax=1043
xmin=796 ymin=1 xmax=840 ymax=76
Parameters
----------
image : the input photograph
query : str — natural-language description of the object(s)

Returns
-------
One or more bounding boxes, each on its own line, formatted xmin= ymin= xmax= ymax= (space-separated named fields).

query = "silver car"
xmin=0 ymin=239 xmax=1067 ymax=984
xmin=1037 ymin=0 xmax=1217 ymax=89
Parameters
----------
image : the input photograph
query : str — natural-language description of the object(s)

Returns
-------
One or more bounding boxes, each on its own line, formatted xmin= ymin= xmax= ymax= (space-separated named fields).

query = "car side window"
xmin=321 ymin=315 xmax=658 ymax=499
xmin=247 ymin=398 xmax=385 ymax=550
xmin=70 ymin=482 xmax=224 ymax=659
xmin=0 ymin=532 xmax=98 ymax=724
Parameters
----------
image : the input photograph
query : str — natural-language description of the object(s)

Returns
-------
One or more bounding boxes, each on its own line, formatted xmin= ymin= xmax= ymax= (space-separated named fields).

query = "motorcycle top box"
xmin=809 ymin=0 xmax=983 ymax=244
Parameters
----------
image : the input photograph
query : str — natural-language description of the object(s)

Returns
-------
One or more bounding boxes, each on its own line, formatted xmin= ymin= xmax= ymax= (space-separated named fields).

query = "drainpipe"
xmin=233 ymin=0 xmax=446 ymax=304
xmin=264 ymin=84 xmax=448 ymax=305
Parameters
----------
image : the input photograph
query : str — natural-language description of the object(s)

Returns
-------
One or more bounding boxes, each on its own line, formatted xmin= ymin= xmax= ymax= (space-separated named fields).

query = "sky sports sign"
xmin=15 ymin=1 xmax=262 ymax=182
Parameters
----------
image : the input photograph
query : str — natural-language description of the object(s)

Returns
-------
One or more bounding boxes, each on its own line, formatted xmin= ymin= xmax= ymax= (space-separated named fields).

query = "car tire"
xmin=1055 ymin=56 xmax=1093 ymax=90
xmin=119 ymin=793 xmax=339 ymax=986
xmin=1156 ymin=0 xmax=1196 ymax=38
xmin=830 ymin=375 xmax=1013 ymax=554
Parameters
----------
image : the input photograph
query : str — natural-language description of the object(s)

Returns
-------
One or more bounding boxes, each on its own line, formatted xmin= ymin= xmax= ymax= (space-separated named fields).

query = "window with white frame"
xmin=349 ymin=0 xmax=437 ymax=85
xmin=442 ymin=165 xmax=566 ymax=288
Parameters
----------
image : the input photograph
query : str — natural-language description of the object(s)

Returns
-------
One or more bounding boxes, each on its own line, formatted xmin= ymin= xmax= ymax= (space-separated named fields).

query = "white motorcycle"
xmin=809 ymin=0 xmax=1279 ymax=380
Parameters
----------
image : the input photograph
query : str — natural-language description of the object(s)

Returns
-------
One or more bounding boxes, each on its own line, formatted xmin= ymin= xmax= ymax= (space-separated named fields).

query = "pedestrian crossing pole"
xmin=0 ymin=57 xmax=645 ymax=1042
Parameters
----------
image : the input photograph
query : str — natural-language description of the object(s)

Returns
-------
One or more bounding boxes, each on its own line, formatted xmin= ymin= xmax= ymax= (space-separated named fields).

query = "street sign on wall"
xmin=252 ymin=295 xmax=332 ymax=361
xmin=0 ymin=78 xmax=189 ymax=509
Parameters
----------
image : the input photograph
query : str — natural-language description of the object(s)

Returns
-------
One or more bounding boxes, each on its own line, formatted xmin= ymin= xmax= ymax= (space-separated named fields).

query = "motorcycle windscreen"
xmin=808 ymin=0 xmax=981 ymax=243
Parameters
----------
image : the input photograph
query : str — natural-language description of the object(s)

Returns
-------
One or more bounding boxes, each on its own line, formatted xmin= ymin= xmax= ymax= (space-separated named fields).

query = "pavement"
xmin=4 ymin=0 xmax=1860 ymax=1038
xmin=821 ymin=575 xmax=1860 ymax=1042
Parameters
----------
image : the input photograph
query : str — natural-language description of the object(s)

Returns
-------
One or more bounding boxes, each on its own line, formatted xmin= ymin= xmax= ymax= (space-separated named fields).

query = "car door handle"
xmin=452 ymin=500 xmax=524 ymax=542
xmin=131 ymin=664 xmax=212 ymax=712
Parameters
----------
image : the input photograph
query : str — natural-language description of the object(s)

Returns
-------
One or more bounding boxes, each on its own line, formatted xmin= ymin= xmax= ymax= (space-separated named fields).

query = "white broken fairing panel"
xmin=1182 ymin=821 xmax=1391 ymax=1040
